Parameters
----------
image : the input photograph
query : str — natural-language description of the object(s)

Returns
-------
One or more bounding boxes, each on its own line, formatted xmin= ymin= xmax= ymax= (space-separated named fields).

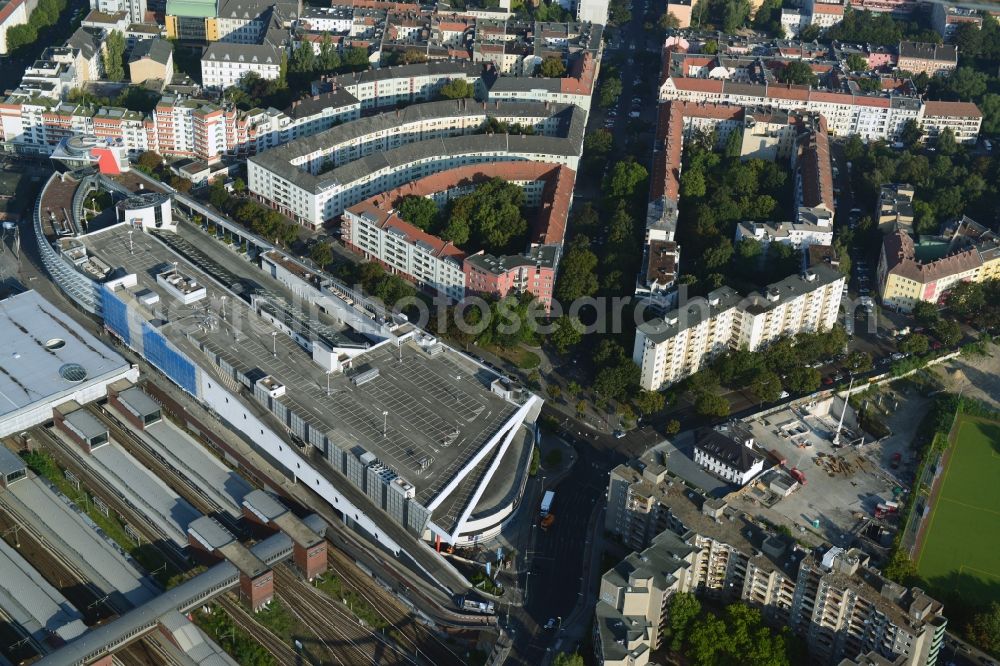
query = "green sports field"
xmin=916 ymin=416 xmax=1000 ymax=606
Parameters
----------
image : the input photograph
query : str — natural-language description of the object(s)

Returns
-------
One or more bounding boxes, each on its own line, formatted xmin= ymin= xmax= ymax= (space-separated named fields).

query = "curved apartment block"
xmin=248 ymin=98 xmax=586 ymax=228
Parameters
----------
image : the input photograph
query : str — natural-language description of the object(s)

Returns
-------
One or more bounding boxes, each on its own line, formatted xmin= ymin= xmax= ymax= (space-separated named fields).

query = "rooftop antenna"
xmin=832 ymin=375 xmax=854 ymax=447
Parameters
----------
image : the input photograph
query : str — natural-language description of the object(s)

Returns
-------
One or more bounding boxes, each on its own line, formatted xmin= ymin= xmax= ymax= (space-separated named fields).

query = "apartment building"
xmin=806 ymin=0 xmax=845 ymax=30
xmin=735 ymin=220 xmax=833 ymax=250
xmin=919 ymin=100 xmax=982 ymax=144
xmin=314 ymin=61 xmax=486 ymax=112
xmin=248 ymin=99 xmax=586 ymax=228
xmin=633 ymin=264 xmax=845 ymax=390
xmin=876 ymin=183 xmax=914 ymax=233
xmin=599 ymin=467 xmax=948 ymax=666
xmin=340 ymin=161 xmax=570 ymax=307
xmin=897 ymin=42 xmax=957 ymax=77
xmin=299 ymin=4 xmax=353 ymax=32
xmin=877 ymin=220 xmax=1000 ymax=312
xmin=693 ymin=423 xmax=765 ymax=486
xmin=90 ymin=0 xmax=146 ymax=25
xmin=201 ymin=42 xmax=282 ymax=89
xmin=932 ymin=4 xmax=981 ymax=41
xmin=657 ymin=72 xmax=978 ymax=144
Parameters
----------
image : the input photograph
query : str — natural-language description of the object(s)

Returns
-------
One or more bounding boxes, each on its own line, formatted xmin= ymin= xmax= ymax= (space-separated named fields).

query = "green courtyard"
xmin=916 ymin=416 xmax=1000 ymax=606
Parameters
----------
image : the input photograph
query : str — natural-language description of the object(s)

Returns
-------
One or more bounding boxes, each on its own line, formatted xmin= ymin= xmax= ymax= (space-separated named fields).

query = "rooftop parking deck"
xmin=80 ymin=222 xmax=523 ymax=511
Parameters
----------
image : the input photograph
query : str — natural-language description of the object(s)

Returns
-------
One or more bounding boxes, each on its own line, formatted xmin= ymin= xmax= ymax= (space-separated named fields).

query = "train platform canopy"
xmin=0 ymin=444 xmax=27 ymax=487
xmin=188 ymin=516 xmax=268 ymax=578
xmin=0 ymin=290 xmax=135 ymax=438
xmin=242 ymin=489 xmax=323 ymax=548
xmin=0 ymin=538 xmax=87 ymax=648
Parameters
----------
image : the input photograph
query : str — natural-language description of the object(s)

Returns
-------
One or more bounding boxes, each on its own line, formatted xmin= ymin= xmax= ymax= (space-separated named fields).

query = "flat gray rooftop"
xmin=63 ymin=409 xmax=108 ymax=442
xmin=82 ymin=224 xmax=520 ymax=507
xmin=88 ymin=441 xmax=201 ymax=547
xmin=0 ymin=537 xmax=87 ymax=647
xmin=188 ymin=516 xmax=235 ymax=555
xmin=117 ymin=386 xmax=161 ymax=418
xmin=0 ymin=290 xmax=129 ymax=426
xmin=5 ymin=475 xmax=159 ymax=609
xmin=140 ymin=419 xmax=252 ymax=518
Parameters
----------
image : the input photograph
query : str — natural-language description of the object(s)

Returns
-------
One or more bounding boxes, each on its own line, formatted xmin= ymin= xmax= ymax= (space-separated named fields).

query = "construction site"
xmin=731 ymin=395 xmax=904 ymax=553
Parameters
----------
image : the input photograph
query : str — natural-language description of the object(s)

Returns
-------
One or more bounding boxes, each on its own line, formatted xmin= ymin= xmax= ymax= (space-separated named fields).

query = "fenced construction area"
xmin=915 ymin=415 xmax=1000 ymax=606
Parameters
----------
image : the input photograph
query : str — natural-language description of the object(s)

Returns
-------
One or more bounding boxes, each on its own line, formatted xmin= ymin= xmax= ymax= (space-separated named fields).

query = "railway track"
xmin=216 ymin=594 xmax=300 ymax=666
xmin=324 ymin=548 xmax=468 ymax=666
xmin=273 ymin=563 xmax=421 ymax=666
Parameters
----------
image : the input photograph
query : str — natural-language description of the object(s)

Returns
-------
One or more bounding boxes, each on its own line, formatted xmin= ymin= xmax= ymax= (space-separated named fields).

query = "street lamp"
xmin=326 ymin=369 xmax=333 ymax=397
xmin=271 ymin=331 xmax=277 ymax=357
xmin=383 ymin=410 xmax=389 ymax=438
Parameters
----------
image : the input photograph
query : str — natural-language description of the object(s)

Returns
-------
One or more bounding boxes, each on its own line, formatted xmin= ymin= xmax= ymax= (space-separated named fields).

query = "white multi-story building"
xmin=248 ymin=99 xmax=586 ymax=228
xmin=692 ymin=423 xmax=765 ymax=486
xmin=633 ymin=264 xmax=845 ymax=390
xmin=657 ymin=75 xmax=977 ymax=144
xmin=91 ymin=0 xmax=147 ymax=26
xmin=201 ymin=42 xmax=282 ymax=90
xmin=735 ymin=220 xmax=833 ymax=249
xmin=299 ymin=5 xmax=353 ymax=32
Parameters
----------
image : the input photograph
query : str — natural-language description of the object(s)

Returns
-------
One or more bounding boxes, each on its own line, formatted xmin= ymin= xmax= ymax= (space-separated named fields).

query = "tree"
xmin=882 ymin=549 xmax=918 ymax=585
xmin=776 ymin=60 xmax=818 ymax=86
xmin=979 ymin=93 xmax=1000 ymax=136
xmin=898 ymin=333 xmax=929 ymax=355
xmin=439 ymin=79 xmax=475 ymax=100
xmin=946 ymin=66 xmax=987 ymax=101
xmin=665 ymin=419 xmax=681 ymax=436
xmin=785 ymin=366 xmax=820 ymax=394
xmin=555 ymin=236 xmax=599 ymax=302
xmin=658 ymin=11 xmax=680 ymax=30
xmin=664 ymin=592 xmax=701 ymax=651
xmin=899 ymin=119 xmax=923 ymax=148
xmin=724 ymin=127 xmax=742 ymax=157
xmin=965 ymin=603 xmax=1000 ymax=658
xmin=846 ymin=53 xmax=867 ymax=72
xmin=136 ymin=150 xmax=163 ymax=173
xmin=695 ymin=392 xmax=729 ymax=418
xmin=550 ymin=316 xmax=584 ymax=353
xmin=606 ymin=160 xmax=648 ymax=200
xmin=912 ymin=301 xmax=940 ymax=328
xmin=598 ymin=78 xmax=623 ymax=108
xmin=799 ymin=24 xmax=821 ymax=41
xmin=289 ymin=43 xmax=315 ymax=73
xmin=719 ymin=0 xmax=752 ymax=32
xmin=310 ymin=242 xmax=333 ymax=268
xmin=931 ymin=318 xmax=962 ymax=346
xmin=103 ymin=30 xmax=126 ymax=82
xmin=681 ymin=168 xmax=707 ymax=198
xmin=749 ymin=368 xmax=782 ymax=404
xmin=538 ymin=56 xmax=566 ymax=78
xmin=845 ymin=350 xmax=873 ymax=373
xmin=397 ymin=195 xmax=439 ymax=230
xmin=634 ymin=390 xmax=665 ymax=415
xmin=946 ymin=281 xmax=986 ymax=318
xmin=935 ymin=127 xmax=957 ymax=155
xmin=551 ymin=652 xmax=584 ymax=666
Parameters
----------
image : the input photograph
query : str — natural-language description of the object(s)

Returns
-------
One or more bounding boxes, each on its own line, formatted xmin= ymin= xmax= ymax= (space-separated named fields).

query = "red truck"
xmin=789 ymin=467 xmax=807 ymax=486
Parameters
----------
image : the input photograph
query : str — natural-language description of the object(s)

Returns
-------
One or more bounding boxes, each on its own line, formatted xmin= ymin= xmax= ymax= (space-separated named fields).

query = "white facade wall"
xmin=344 ymin=209 xmax=467 ymax=301
xmin=202 ymin=56 xmax=281 ymax=90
